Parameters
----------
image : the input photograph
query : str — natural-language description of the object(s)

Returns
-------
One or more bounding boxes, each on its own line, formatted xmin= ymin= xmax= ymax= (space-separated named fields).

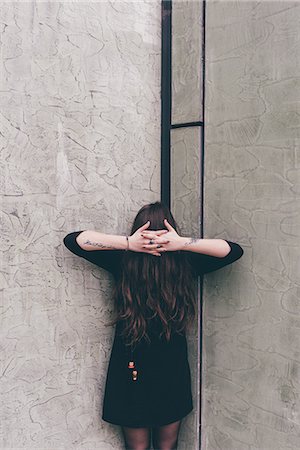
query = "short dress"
xmin=63 ymin=231 xmax=244 ymax=428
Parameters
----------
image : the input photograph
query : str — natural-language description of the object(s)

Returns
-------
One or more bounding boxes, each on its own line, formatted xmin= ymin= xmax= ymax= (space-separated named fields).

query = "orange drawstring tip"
xmin=128 ymin=361 xmax=135 ymax=368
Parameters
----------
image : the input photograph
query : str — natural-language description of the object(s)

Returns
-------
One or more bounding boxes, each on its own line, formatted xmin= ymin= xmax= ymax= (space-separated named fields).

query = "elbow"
xmin=237 ymin=244 xmax=244 ymax=259
xmin=63 ymin=231 xmax=86 ymax=254
xmin=232 ymin=243 xmax=244 ymax=262
xmin=222 ymin=240 xmax=232 ymax=257
xmin=210 ymin=239 xmax=233 ymax=258
xmin=222 ymin=241 xmax=244 ymax=260
xmin=215 ymin=240 xmax=232 ymax=257
xmin=63 ymin=231 xmax=81 ymax=250
xmin=63 ymin=233 xmax=72 ymax=250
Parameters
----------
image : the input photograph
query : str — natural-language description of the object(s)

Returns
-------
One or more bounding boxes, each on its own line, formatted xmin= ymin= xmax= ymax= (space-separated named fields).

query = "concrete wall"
xmin=3 ymin=1 xmax=298 ymax=449
xmin=1 ymin=2 xmax=162 ymax=449
xmin=203 ymin=2 xmax=300 ymax=449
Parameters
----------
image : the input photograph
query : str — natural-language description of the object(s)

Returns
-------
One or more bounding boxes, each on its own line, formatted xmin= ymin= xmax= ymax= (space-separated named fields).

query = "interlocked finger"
xmin=143 ymin=237 xmax=169 ymax=247
xmin=143 ymin=242 xmax=167 ymax=256
xmin=143 ymin=243 xmax=168 ymax=250
xmin=142 ymin=230 xmax=168 ymax=238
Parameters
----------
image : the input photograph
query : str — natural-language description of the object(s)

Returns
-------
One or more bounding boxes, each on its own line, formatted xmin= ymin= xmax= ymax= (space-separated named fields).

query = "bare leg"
xmin=152 ymin=419 xmax=182 ymax=450
xmin=121 ymin=426 xmax=151 ymax=450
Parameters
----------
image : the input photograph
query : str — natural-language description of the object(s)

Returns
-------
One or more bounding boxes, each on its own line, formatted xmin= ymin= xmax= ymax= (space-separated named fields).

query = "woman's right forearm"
xmin=76 ymin=230 xmax=128 ymax=251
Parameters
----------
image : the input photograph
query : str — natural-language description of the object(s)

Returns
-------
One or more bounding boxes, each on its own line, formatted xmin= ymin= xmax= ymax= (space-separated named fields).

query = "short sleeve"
xmin=186 ymin=240 xmax=244 ymax=276
xmin=63 ymin=230 xmax=123 ymax=277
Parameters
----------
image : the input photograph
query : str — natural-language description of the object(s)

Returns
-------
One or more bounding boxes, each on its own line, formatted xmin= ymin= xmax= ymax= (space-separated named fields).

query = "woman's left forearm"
xmin=140 ymin=220 xmax=231 ymax=257
xmin=177 ymin=237 xmax=231 ymax=258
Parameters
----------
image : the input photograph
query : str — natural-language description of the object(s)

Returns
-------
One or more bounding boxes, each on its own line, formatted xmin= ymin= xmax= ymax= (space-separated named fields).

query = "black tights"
xmin=121 ymin=419 xmax=182 ymax=450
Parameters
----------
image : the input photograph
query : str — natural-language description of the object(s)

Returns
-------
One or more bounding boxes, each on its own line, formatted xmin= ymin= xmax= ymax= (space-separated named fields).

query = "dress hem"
xmin=102 ymin=405 xmax=193 ymax=428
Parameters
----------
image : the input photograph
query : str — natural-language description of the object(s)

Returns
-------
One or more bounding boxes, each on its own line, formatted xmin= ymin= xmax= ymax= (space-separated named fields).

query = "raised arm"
xmin=186 ymin=240 xmax=244 ymax=275
xmin=179 ymin=237 xmax=231 ymax=257
xmin=63 ymin=231 xmax=124 ymax=275
xmin=63 ymin=220 xmax=171 ymax=275
xmin=75 ymin=230 xmax=128 ymax=251
xmin=142 ymin=219 xmax=235 ymax=257
xmin=140 ymin=219 xmax=244 ymax=275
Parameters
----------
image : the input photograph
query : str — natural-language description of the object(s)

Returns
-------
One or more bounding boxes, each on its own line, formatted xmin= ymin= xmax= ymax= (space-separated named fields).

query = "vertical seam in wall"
xmin=199 ymin=1 xmax=206 ymax=448
xmin=201 ymin=2 xmax=206 ymax=241
xmin=161 ymin=0 xmax=172 ymax=207
xmin=161 ymin=2 xmax=205 ymax=448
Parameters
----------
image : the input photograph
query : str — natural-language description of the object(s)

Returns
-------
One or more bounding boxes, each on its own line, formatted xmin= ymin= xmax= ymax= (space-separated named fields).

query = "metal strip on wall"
xmin=160 ymin=1 xmax=206 ymax=448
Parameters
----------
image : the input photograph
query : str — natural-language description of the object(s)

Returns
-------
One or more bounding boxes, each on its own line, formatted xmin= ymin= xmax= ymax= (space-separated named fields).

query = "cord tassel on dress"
xmin=128 ymin=360 xmax=138 ymax=380
xmin=128 ymin=343 xmax=138 ymax=381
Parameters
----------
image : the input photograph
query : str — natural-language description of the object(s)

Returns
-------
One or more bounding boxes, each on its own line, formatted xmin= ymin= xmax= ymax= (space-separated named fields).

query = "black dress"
xmin=63 ymin=231 xmax=244 ymax=428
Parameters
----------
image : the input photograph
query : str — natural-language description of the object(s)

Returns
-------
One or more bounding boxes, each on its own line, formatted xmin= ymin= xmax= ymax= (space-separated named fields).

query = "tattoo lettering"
xmin=83 ymin=239 xmax=117 ymax=250
xmin=184 ymin=237 xmax=200 ymax=246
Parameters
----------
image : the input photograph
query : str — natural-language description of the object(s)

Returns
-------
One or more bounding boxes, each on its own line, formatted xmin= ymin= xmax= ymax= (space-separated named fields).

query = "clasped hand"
xmin=128 ymin=219 xmax=182 ymax=256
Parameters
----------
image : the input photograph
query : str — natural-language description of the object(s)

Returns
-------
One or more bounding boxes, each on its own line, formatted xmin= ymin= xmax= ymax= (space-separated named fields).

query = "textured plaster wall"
xmin=1 ymin=2 xmax=162 ymax=449
xmin=203 ymin=2 xmax=300 ymax=449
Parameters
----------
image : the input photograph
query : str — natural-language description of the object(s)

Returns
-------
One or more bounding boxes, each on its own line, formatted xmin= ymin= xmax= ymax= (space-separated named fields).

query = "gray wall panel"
xmin=1 ymin=2 xmax=161 ymax=449
xmin=204 ymin=1 xmax=300 ymax=449
xmin=171 ymin=127 xmax=201 ymax=238
xmin=171 ymin=126 xmax=202 ymax=449
xmin=172 ymin=0 xmax=203 ymax=124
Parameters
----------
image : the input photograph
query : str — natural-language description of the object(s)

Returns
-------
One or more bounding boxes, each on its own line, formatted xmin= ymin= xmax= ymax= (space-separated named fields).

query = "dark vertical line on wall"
xmin=200 ymin=1 xmax=206 ymax=241
xmin=161 ymin=0 xmax=172 ymax=208
xmin=199 ymin=1 xmax=206 ymax=449
xmin=161 ymin=1 xmax=206 ymax=448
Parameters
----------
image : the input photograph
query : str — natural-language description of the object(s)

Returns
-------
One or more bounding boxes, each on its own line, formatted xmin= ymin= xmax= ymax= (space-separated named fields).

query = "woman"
xmin=63 ymin=201 xmax=244 ymax=450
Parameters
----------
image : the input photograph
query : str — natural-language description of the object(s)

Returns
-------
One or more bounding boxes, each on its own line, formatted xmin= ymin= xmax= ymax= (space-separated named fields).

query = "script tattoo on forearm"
xmin=83 ymin=239 xmax=117 ymax=250
xmin=183 ymin=237 xmax=200 ymax=247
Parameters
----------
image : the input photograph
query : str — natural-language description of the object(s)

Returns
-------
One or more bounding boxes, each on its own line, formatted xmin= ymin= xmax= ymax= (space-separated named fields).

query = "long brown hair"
xmin=109 ymin=201 xmax=197 ymax=347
